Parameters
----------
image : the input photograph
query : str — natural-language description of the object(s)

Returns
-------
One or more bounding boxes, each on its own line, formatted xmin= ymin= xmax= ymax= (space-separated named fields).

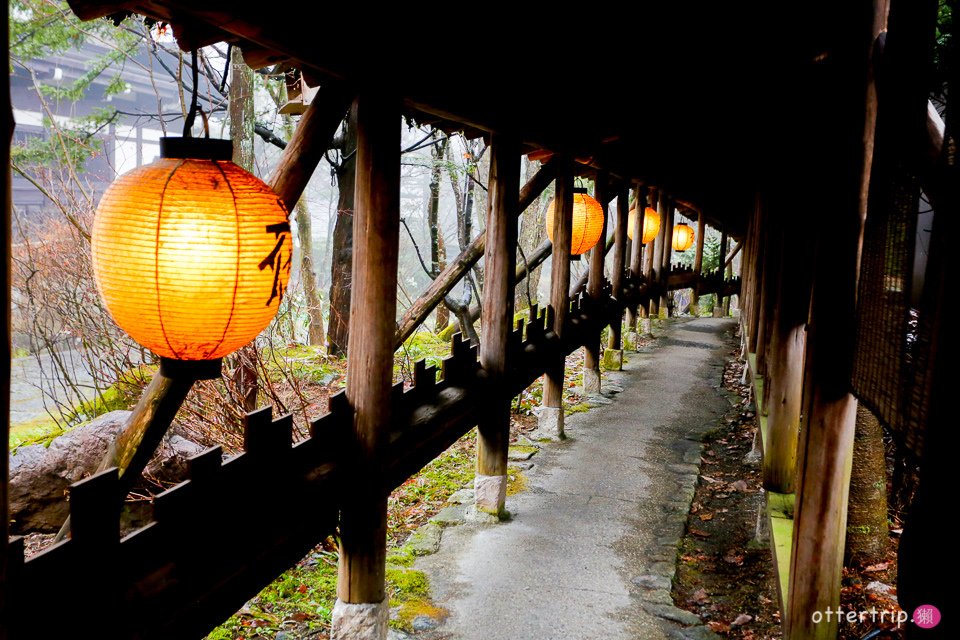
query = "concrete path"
xmin=417 ymin=317 xmax=737 ymax=640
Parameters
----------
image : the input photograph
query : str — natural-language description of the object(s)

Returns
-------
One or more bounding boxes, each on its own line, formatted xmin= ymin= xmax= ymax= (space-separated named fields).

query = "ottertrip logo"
xmin=810 ymin=604 xmax=940 ymax=629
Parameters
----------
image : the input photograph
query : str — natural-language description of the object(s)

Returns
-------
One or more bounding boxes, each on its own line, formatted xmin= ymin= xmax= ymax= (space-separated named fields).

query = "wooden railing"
xmin=4 ymin=272 xmax=738 ymax=640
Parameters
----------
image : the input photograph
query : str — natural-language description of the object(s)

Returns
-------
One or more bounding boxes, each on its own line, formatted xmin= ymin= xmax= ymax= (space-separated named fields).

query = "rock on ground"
xmin=8 ymin=410 xmax=204 ymax=533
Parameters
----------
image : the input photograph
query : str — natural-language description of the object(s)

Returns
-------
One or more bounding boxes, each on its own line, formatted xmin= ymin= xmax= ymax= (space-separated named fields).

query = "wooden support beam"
xmin=762 ymin=212 xmax=810 ymax=493
xmin=607 ymin=186 xmax=629 ymax=357
xmin=649 ymin=189 xmax=667 ymax=318
xmin=335 ymin=92 xmax=399 ymax=631
xmin=625 ymin=186 xmax=646 ymax=330
xmin=717 ymin=229 xmax=730 ymax=318
xmin=2 ymin=3 xmax=12 ymax=626
xmin=538 ymin=158 xmax=574 ymax=440
xmin=395 ymin=160 xmax=556 ymax=348
xmin=724 ymin=241 xmax=742 ymax=269
xmin=582 ymin=172 xmax=608 ymax=394
xmin=659 ymin=195 xmax=675 ymax=317
xmin=754 ymin=206 xmax=777 ymax=381
xmin=691 ymin=210 xmax=706 ymax=314
xmin=475 ymin=136 xmax=520 ymax=518
xmin=785 ymin=2 xmax=884 ymax=635
xmin=268 ymin=84 xmax=354 ymax=210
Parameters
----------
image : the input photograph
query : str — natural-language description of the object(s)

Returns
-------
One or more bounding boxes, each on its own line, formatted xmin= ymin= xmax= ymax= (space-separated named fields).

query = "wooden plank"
xmin=394 ymin=160 xmax=556 ymax=347
xmin=626 ymin=186 xmax=646 ymax=327
xmin=337 ymin=91 xmax=400 ymax=605
xmin=608 ymin=186 xmax=629 ymax=349
xmin=649 ymin=188 xmax=667 ymax=317
xmin=477 ymin=136 xmax=520 ymax=480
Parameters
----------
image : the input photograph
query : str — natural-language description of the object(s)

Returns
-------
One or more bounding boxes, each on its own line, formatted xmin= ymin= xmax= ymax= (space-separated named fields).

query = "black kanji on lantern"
xmin=259 ymin=222 xmax=292 ymax=305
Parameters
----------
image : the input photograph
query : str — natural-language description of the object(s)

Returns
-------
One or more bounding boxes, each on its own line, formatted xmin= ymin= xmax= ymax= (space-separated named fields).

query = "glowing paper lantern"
xmin=672 ymin=223 xmax=696 ymax=252
xmin=545 ymin=189 xmax=605 ymax=255
xmin=627 ymin=206 xmax=661 ymax=244
xmin=92 ymin=137 xmax=291 ymax=361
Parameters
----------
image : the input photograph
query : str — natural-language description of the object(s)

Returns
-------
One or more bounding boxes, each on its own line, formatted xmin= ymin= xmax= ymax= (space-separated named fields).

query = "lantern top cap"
xmin=160 ymin=136 xmax=233 ymax=161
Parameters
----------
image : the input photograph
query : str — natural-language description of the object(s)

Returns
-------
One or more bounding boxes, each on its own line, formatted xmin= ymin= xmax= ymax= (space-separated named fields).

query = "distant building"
xmin=11 ymin=39 xmax=186 ymax=215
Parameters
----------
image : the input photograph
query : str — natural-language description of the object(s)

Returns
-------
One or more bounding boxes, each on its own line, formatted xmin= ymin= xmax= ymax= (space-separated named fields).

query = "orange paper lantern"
xmin=627 ymin=206 xmax=661 ymax=244
xmin=545 ymin=190 xmax=605 ymax=255
xmin=672 ymin=223 xmax=696 ymax=252
xmin=92 ymin=138 xmax=291 ymax=361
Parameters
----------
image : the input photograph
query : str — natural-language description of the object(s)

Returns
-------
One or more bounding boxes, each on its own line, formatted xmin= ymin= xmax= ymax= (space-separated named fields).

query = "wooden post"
xmin=785 ymin=1 xmax=883 ymax=635
xmin=333 ymin=92 xmax=399 ymax=639
xmin=2 ymin=5 xmax=12 ymax=628
xmin=475 ymin=136 xmax=519 ymax=520
xmin=641 ymin=187 xmax=657 ymax=333
xmin=604 ymin=186 xmax=629 ymax=370
xmin=625 ymin=186 xmax=645 ymax=336
xmin=718 ymin=229 xmax=730 ymax=317
xmin=762 ymin=214 xmax=810 ymax=493
xmin=754 ymin=209 xmax=777 ymax=382
xmin=659 ymin=193 xmax=674 ymax=318
xmin=746 ymin=196 xmax=765 ymax=354
xmin=690 ymin=210 xmax=706 ymax=315
xmin=649 ymin=189 xmax=667 ymax=319
xmin=582 ymin=173 xmax=608 ymax=395
xmin=395 ymin=161 xmax=556 ymax=347
xmin=537 ymin=159 xmax=574 ymax=441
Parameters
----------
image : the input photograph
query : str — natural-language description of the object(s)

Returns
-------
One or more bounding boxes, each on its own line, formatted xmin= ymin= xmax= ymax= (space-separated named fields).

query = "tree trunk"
xmin=429 ymin=137 xmax=449 ymax=333
xmin=229 ymin=46 xmax=258 ymax=411
xmin=516 ymin=157 xmax=548 ymax=309
xmin=327 ymin=105 xmax=358 ymax=356
xmin=844 ymin=404 xmax=889 ymax=566
xmin=295 ymin=199 xmax=325 ymax=346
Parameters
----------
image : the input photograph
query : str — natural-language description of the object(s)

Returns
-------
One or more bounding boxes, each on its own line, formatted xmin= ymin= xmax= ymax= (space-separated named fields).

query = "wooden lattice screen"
xmin=852 ymin=137 xmax=930 ymax=456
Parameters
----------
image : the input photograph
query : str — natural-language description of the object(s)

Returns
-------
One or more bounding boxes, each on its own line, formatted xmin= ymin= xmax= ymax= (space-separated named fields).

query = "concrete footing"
xmin=330 ymin=598 xmax=389 ymax=640
xmin=602 ymin=348 xmax=623 ymax=371
xmin=583 ymin=368 xmax=601 ymax=394
xmin=535 ymin=406 xmax=564 ymax=441
xmin=474 ymin=473 xmax=507 ymax=518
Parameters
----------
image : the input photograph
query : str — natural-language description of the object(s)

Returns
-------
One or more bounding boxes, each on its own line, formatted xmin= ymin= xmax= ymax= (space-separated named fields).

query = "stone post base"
xmin=474 ymin=473 xmax=507 ymax=519
xmin=331 ymin=598 xmax=389 ymax=640
xmin=602 ymin=348 xmax=623 ymax=371
xmin=535 ymin=406 xmax=565 ymax=441
xmin=624 ymin=331 xmax=637 ymax=351
xmin=582 ymin=368 xmax=601 ymax=395
xmin=641 ymin=317 xmax=653 ymax=336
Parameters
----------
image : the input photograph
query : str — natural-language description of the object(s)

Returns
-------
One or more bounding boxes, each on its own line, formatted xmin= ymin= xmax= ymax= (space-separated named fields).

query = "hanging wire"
xmin=219 ymin=43 xmax=232 ymax=94
xmin=183 ymin=49 xmax=200 ymax=137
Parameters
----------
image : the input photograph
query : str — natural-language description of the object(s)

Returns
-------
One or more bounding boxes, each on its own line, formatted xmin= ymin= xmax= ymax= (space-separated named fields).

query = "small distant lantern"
xmin=91 ymin=137 xmax=291 ymax=365
xmin=672 ymin=223 xmax=695 ymax=252
xmin=627 ymin=206 xmax=661 ymax=244
xmin=545 ymin=188 xmax=605 ymax=255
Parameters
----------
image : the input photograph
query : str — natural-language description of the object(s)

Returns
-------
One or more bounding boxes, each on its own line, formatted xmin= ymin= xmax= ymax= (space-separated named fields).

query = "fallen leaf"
xmin=709 ymin=621 xmax=731 ymax=633
xmin=732 ymin=613 xmax=753 ymax=626
xmin=701 ymin=476 xmax=719 ymax=484
xmin=699 ymin=513 xmax=714 ymax=521
xmin=723 ymin=553 xmax=744 ymax=565
xmin=730 ymin=479 xmax=750 ymax=492
xmin=688 ymin=588 xmax=710 ymax=605
xmin=689 ymin=528 xmax=712 ymax=538
xmin=864 ymin=562 xmax=889 ymax=573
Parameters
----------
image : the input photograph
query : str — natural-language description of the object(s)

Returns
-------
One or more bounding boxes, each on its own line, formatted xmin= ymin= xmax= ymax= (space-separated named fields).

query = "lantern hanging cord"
xmin=182 ymin=49 xmax=208 ymax=138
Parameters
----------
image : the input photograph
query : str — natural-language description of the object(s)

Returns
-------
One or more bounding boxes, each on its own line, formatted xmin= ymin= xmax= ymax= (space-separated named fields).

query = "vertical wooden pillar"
xmin=641 ymin=187 xmax=657 ymax=331
xmin=538 ymin=158 xmax=574 ymax=440
xmin=754 ymin=210 xmax=778 ymax=381
xmin=604 ymin=186 xmax=630 ymax=369
xmin=690 ymin=211 xmax=706 ymax=315
xmin=625 ymin=186 xmax=646 ymax=334
xmin=475 ymin=136 xmax=520 ymax=519
xmin=2 ymin=5 xmax=12 ymax=629
xmin=649 ymin=189 xmax=667 ymax=318
xmin=762 ymin=214 xmax=811 ymax=493
xmin=719 ymin=230 xmax=731 ymax=317
xmin=333 ymin=92 xmax=399 ymax=640
xmin=785 ymin=1 xmax=882 ymax=635
xmin=583 ymin=173 xmax=608 ymax=394
xmin=746 ymin=195 xmax=765 ymax=353
xmin=659 ymin=194 xmax=674 ymax=317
